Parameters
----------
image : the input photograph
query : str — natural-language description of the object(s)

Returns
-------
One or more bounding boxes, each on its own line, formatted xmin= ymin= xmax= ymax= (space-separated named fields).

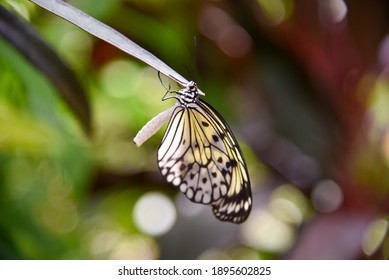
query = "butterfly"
xmin=134 ymin=80 xmax=252 ymax=223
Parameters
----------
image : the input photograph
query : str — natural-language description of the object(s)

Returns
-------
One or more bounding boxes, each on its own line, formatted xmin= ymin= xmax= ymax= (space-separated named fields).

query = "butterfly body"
xmin=157 ymin=81 xmax=252 ymax=223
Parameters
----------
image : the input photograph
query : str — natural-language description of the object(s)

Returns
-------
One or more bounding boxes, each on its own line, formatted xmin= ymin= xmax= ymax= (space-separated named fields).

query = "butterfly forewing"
xmin=158 ymin=104 xmax=229 ymax=205
xmin=157 ymin=92 xmax=252 ymax=223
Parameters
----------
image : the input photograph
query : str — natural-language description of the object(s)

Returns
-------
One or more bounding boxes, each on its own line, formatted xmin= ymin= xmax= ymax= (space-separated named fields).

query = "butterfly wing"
xmin=198 ymin=100 xmax=252 ymax=223
xmin=158 ymin=100 xmax=252 ymax=223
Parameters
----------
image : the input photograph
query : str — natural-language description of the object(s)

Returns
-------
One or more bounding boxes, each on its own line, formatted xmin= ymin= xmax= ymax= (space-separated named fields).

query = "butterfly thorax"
xmin=176 ymin=81 xmax=199 ymax=106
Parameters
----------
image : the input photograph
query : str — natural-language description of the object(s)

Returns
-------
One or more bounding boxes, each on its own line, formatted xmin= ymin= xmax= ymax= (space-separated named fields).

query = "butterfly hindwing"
xmin=198 ymin=100 xmax=252 ymax=223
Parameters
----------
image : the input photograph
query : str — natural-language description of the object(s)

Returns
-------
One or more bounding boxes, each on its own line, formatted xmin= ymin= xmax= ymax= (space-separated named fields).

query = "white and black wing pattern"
xmin=157 ymin=99 xmax=252 ymax=223
xmin=199 ymin=100 xmax=252 ymax=223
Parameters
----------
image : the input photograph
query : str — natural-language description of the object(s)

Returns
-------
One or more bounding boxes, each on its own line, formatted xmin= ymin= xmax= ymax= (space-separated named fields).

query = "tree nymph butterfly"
xmin=134 ymin=79 xmax=252 ymax=223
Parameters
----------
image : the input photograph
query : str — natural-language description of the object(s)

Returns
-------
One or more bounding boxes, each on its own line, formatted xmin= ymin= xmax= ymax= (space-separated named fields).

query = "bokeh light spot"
xmin=109 ymin=234 xmax=159 ymax=260
xmin=241 ymin=210 xmax=295 ymax=253
xmin=369 ymin=77 xmax=389 ymax=129
xmin=270 ymin=184 xmax=310 ymax=225
xmin=230 ymin=247 xmax=261 ymax=260
xmin=270 ymin=198 xmax=303 ymax=225
xmin=378 ymin=35 xmax=389 ymax=69
xmin=89 ymin=229 xmax=121 ymax=258
xmin=362 ymin=218 xmax=389 ymax=256
xmin=311 ymin=179 xmax=343 ymax=213
xmin=256 ymin=0 xmax=294 ymax=25
xmin=59 ymin=30 xmax=93 ymax=68
xmin=382 ymin=130 xmax=389 ymax=165
xmin=133 ymin=192 xmax=177 ymax=236
xmin=198 ymin=249 xmax=230 ymax=260
xmin=217 ymin=25 xmax=252 ymax=58
xmin=100 ymin=59 xmax=140 ymax=98
xmin=319 ymin=0 xmax=348 ymax=24
xmin=199 ymin=5 xmax=252 ymax=58
xmin=36 ymin=201 xmax=78 ymax=234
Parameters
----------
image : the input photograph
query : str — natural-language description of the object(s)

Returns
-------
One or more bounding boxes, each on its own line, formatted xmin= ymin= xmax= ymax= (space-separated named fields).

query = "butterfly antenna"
xmin=183 ymin=64 xmax=194 ymax=82
xmin=183 ymin=36 xmax=197 ymax=82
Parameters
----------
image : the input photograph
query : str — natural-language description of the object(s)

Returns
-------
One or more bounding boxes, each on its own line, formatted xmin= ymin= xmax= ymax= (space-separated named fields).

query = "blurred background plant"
xmin=0 ymin=0 xmax=388 ymax=260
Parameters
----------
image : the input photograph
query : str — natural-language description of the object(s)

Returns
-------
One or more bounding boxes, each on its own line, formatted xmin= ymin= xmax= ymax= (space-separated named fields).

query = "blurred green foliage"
xmin=0 ymin=0 xmax=388 ymax=260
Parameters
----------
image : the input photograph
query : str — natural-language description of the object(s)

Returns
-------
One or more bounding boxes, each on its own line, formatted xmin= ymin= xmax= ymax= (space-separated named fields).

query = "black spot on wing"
xmin=226 ymin=159 xmax=237 ymax=169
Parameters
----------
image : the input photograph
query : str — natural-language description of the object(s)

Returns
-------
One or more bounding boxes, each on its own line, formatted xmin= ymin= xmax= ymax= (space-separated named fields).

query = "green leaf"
xmin=0 ymin=5 xmax=91 ymax=135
